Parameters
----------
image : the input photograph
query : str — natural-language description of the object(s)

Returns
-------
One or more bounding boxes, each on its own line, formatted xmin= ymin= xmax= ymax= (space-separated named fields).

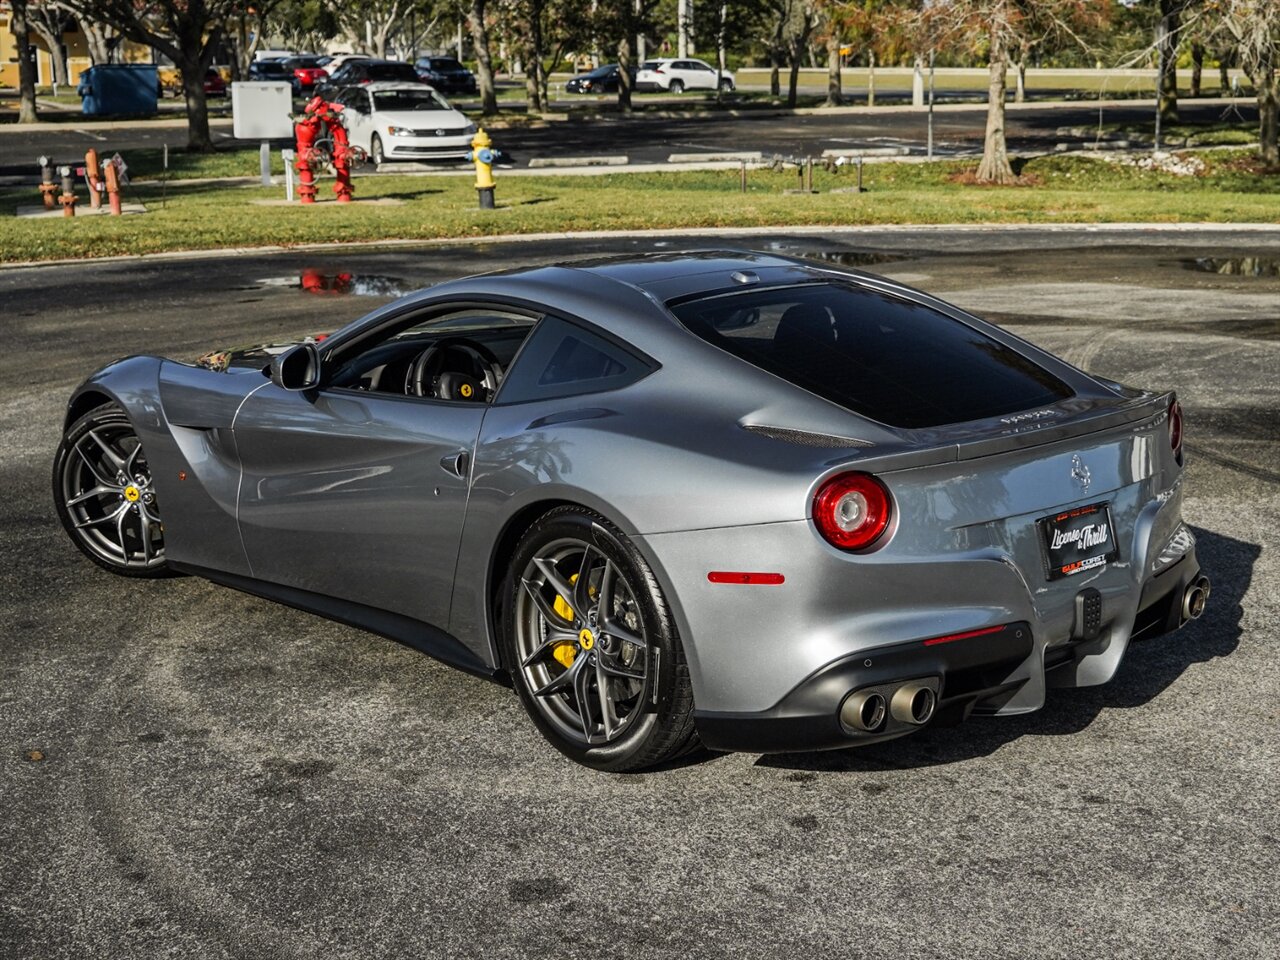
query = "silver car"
xmin=52 ymin=252 xmax=1207 ymax=770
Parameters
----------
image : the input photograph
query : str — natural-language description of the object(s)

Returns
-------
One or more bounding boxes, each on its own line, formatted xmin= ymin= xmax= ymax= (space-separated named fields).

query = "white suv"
xmin=635 ymin=58 xmax=735 ymax=94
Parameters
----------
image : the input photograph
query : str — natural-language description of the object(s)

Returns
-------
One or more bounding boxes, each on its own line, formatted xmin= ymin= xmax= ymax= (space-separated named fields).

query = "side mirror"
xmin=270 ymin=342 xmax=322 ymax=392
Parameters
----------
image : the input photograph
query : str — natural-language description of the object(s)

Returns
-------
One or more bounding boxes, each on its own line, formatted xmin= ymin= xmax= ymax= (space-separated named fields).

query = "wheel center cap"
xmin=578 ymin=628 xmax=595 ymax=651
xmin=123 ymin=485 xmax=141 ymax=503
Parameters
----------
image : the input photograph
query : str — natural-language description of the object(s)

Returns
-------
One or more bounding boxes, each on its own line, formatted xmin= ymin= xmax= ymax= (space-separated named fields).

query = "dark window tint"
xmin=368 ymin=63 xmax=420 ymax=81
xmin=669 ymin=283 xmax=1071 ymax=429
xmin=498 ymin=317 xmax=652 ymax=404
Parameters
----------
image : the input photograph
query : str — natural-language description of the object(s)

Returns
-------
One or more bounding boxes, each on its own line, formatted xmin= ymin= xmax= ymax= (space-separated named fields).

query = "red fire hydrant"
xmin=294 ymin=97 xmax=355 ymax=204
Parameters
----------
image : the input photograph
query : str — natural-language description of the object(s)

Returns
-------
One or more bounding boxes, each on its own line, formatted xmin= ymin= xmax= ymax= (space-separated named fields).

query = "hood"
xmin=375 ymin=109 xmax=467 ymax=129
xmin=195 ymin=333 xmax=328 ymax=373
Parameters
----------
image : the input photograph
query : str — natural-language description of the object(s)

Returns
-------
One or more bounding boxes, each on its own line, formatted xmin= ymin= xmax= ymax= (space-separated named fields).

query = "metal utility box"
xmin=77 ymin=64 xmax=159 ymax=117
xmin=232 ymin=82 xmax=295 ymax=139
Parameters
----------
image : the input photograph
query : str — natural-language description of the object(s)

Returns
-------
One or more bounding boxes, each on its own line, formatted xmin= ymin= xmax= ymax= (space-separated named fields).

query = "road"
xmin=1 ymin=227 xmax=1278 ymax=958
xmin=0 ymin=98 xmax=1257 ymax=172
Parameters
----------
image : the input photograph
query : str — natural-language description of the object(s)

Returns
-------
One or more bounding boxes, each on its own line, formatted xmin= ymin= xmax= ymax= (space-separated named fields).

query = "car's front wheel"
xmin=371 ymin=133 xmax=386 ymax=165
xmin=719 ymin=78 xmax=734 ymax=93
xmin=502 ymin=507 xmax=698 ymax=771
xmin=52 ymin=402 xmax=174 ymax=578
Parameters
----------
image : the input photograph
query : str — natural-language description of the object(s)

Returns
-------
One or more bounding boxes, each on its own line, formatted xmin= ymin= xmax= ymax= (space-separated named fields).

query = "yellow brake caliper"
xmin=550 ymin=573 xmax=595 ymax=669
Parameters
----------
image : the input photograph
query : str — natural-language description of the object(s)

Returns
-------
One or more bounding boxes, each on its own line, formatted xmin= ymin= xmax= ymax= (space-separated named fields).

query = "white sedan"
xmin=335 ymin=82 xmax=477 ymax=164
xmin=634 ymin=58 xmax=735 ymax=94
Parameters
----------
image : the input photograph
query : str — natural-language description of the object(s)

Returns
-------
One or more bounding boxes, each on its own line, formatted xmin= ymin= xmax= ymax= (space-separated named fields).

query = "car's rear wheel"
xmin=52 ymin=403 xmax=174 ymax=578
xmin=371 ymin=133 xmax=385 ymax=165
xmin=668 ymin=79 xmax=685 ymax=95
xmin=502 ymin=507 xmax=698 ymax=771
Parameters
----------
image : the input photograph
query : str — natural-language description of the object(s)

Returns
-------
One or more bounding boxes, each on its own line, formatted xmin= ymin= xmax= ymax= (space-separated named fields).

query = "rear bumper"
xmin=693 ymin=547 xmax=1202 ymax=754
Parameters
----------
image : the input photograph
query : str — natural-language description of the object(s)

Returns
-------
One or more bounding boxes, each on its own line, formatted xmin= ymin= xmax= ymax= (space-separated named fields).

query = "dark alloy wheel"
xmin=502 ymin=507 xmax=698 ymax=771
xmin=52 ymin=403 xmax=174 ymax=578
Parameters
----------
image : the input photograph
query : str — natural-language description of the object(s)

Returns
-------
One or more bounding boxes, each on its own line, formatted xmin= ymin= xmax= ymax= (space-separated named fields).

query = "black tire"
xmin=501 ymin=506 xmax=698 ymax=771
xmin=719 ymin=78 xmax=734 ymax=93
xmin=371 ymin=133 xmax=385 ymax=165
xmin=668 ymin=79 xmax=685 ymax=95
xmin=52 ymin=402 xmax=176 ymax=579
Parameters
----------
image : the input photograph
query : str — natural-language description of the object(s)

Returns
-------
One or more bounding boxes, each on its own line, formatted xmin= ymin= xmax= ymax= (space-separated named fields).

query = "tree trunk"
xmin=769 ymin=55 xmax=780 ymax=97
xmin=976 ymin=32 xmax=1014 ymax=184
xmin=1218 ymin=51 xmax=1231 ymax=94
xmin=468 ymin=0 xmax=498 ymax=115
xmin=867 ymin=49 xmax=874 ymax=107
xmin=1156 ymin=4 xmax=1179 ymax=123
xmin=33 ymin=25 xmax=69 ymax=87
xmin=528 ymin=1 xmax=544 ymax=113
xmin=181 ymin=60 xmax=214 ymax=152
xmin=12 ymin=0 xmax=38 ymax=123
xmin=81 ymin=17 xmax=114 ymax=65
xmin=616 ymin=35 xmax=633 ymax=112
xmin=824 ymin=32 xmax=840 ymax=107
xmin=1190 ymin=41 xmax=1203 ymax=98
xmin=787 ymin=53 xmax=801 ymax=108
xmin=1257 ymin=63 xmax=1278 ymax=167
xmin=1015 ymin=44 xmax=1028 ymax=104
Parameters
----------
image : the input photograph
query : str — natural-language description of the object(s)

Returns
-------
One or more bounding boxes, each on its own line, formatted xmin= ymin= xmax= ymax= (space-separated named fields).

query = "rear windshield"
xmin=668 ymin=282 xmax=1072 ymax=429
xmin=369 ymin=63 xmax=419 ymax=81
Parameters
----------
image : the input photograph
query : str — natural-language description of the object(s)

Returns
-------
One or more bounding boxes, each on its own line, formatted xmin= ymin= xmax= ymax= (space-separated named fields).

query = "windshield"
xmin=669 ymin=282 xmax=1072 ymax=429
xmin=372 ymin=88 xmax=451 ymax=111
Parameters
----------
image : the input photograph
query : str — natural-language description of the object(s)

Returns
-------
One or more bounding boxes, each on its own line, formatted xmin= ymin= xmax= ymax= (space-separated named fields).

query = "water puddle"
xmin=254 ymin=271 xmax=416 ymax=297
xmin=1183 ymin=257 xmax=1280 ymax=278
xmin=757 ymin=243 xmax=905 ymax=268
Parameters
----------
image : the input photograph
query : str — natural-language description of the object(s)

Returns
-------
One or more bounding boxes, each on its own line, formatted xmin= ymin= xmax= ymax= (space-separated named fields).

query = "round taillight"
xmin=1169 ymin=399 xmax=1183 ymax=453
xmin=813 ymin=472 xmax=892 ymax=551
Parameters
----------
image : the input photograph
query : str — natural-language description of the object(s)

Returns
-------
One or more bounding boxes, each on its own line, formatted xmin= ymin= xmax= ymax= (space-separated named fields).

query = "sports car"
xmin=52 ymin=251 xmax=1209 ymax=771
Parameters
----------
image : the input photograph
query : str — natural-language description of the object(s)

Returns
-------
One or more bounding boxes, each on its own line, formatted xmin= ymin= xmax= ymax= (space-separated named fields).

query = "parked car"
xmin=247 ymin=58 xmax=293 ymax=85
xmin=316 ymin=60 xmax=422 ymax=101
xmin=53 ymin=252 xmax=1206 ymax=771
xmin=254 ymin=49 xmax=296 ymax=62
xmin=284 ymin=55 xmax=328 ymax=94
xmin=319 ymin=53 xmax=372 ymax=77
xmin=634 ymin=58 xmax=734 ymax=93
xmin=157 ymin=67 xmax=226 ymax=99
xmin=333 ymin=82 xmax=475 ymax=163
xmin=413 ymin=56 xmax=478 ymax=94
xmin=564 ymin=63 xmax=634 ymax=95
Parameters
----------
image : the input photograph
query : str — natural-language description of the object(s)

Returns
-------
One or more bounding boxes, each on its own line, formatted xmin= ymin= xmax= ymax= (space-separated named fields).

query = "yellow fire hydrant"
xmin=467 ymin=128 xmax=497 ymax=209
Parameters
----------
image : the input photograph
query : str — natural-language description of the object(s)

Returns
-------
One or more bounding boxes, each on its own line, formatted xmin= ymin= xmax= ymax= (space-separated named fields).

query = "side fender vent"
xmin=742 ymin=424 xmax=875 ymax=448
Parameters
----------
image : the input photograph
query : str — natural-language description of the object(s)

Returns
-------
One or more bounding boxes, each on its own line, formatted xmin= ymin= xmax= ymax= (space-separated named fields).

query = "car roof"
xmin=363 ymin=81 xmax=437 ymax=92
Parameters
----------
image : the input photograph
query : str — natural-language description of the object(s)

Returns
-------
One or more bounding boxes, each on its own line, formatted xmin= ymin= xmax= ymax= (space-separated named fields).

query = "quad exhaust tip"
xmin=1183 ymin=575 xmax=1211 ymax=621
xmin=890 ymin=683 xmax=936 ymax=726
xmin=841 ymin=691 xmax=887 ymax=732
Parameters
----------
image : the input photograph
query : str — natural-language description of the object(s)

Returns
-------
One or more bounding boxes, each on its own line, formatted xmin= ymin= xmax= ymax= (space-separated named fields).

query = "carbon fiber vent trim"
xmin=742 ymin=424 xmax=874 ymax=448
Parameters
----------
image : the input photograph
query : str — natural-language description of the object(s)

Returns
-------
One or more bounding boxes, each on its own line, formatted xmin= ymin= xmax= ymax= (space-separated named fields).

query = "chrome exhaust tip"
xmin=841 ymin=691 xmax=887 ymax=732
xmin=1182 ymin=576 xmax=1211 ymax=621
xmin=889 ymin=683 xmax=937 ymax=726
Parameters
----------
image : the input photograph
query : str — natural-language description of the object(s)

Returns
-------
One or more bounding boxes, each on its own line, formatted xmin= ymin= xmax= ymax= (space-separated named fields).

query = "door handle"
xmin=440 ymin=450 xmax=469 ymax=478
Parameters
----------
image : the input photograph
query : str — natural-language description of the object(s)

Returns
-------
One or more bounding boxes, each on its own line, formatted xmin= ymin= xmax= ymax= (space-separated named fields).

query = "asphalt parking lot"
xmin=2 ymin=227 xmax=1278 ymax=958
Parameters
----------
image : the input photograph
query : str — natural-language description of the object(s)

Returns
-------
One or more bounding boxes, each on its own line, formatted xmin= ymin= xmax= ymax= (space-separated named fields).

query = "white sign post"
xmin=231 ymin=82 xmax=295 ymax=186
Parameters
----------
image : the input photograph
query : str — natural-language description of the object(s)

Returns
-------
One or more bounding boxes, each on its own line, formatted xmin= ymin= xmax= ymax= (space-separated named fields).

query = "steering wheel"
xmin=406 ymin=337 xmax=503 ymax=401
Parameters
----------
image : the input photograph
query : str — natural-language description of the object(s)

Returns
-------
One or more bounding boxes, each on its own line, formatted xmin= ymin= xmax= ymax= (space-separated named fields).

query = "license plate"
xmin=1038 ymin=501 xmax=1119 ymax=580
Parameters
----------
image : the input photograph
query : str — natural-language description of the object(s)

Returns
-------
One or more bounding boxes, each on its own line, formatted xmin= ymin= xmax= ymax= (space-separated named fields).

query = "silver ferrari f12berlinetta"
xmin=53 ymin=251 xmax=1208 ymax=770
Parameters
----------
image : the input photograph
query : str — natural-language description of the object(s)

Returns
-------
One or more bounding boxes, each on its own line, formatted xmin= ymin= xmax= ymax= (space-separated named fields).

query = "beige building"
xmin=1 ymin=8 xmax=152 ymax=89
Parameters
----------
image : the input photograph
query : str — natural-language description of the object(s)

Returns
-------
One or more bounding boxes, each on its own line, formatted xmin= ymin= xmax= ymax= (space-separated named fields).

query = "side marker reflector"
xmin=922 ymin=624 xmax=1006 ymax=646
xmin=707 ymin=571 xmax=785 ymax=586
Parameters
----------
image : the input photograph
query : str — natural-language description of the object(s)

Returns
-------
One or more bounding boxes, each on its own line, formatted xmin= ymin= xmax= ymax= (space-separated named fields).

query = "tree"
xmin=10 ymin=0 xmax=38 ymax=122
xmin=337 ymin=0 xmax=406 ymax=58
xmin=924 ymin=0 xmax=1108 ymax=184
xmin=1156 ymin=0 xmax=1196 ymax=122
xmin=262 ymin=1 xmax=339 ymax=60
xmin=1211 ymin=0 xmax=1279 ymax=165
xmin=75 ymin=8 xmax=118 ymax=64
xmin=28 ymin=1 xmax=73 ymax=87
xmin=61 ymin=0 xmax=257 ymax=152
xmin=468 ymin=0 xmax=499 ymax=113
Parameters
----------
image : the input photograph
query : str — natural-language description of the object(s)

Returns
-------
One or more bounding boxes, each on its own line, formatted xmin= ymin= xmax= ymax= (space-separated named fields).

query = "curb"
xmin=4 ymin=222 xmax=1279 ymax=271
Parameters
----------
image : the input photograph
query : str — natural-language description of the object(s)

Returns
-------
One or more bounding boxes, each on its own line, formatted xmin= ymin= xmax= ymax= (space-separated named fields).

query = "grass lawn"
xmin=1 ymin=149 xmax=1276 ymax=263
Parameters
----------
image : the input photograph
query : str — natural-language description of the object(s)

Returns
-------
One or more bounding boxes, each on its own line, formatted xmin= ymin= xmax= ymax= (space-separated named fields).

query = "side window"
xmin=326 ymin=306 xmax=537 ymax=403
xmin=497 ymin=316 xmax=653 ymax=405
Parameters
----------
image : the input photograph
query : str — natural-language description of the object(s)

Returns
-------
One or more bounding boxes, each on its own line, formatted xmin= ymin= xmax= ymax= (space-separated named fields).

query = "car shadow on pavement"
xmin=753 ymin=525 xmax=1260 ymax=774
